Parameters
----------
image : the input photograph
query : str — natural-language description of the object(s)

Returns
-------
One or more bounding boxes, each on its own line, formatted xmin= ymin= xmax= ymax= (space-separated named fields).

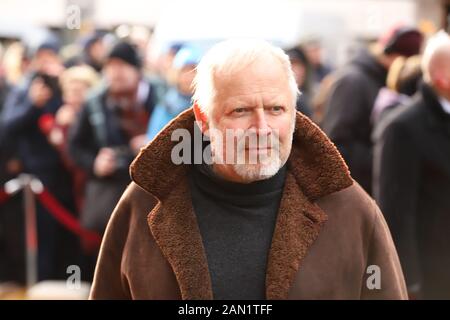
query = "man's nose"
xmin=251 ymin=108 xmax=271 ymax=135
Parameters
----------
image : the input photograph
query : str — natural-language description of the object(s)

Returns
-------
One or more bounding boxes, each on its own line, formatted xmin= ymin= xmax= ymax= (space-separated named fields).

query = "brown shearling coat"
xmin=89 ymin=108 xmax=407 ymax=300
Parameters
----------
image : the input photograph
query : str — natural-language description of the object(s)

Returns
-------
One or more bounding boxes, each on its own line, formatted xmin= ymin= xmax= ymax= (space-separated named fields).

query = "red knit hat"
xmin=380 ymin=25 xmax=424 ymax=57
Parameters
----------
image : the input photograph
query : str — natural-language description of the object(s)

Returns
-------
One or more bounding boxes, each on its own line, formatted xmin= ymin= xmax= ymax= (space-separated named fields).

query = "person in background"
xmin=1 ymin=41 xmax=28 ymax=86
xmin=81 ymin=33 xmax=106 ymax=73
xmin=0 ymin=41 xmax=10 ymax=169
xmin=1 ymin=38 xmax=81 ymax=281
xmin=149 ymin=43 xmax=184 ymax=103
xmin=285 ymin=46 xmax=313 ymax=118
xmin=371 ymin=55 xmax=422 ymax=126
xmin=303 ymin=37 xmax=333 ymax=87
xmin=0 ymin=41 xmax=25 ymax=284
xmin=373 ymin=31 xmax=450 ymax=299
xmin=46 ymin=65 xmax=100 ymax=211
xmin=310 ymin=73 xmax=337 ymax=125
xmin=157 ymin=43 xmax=184 ymax=85
xmin=146 ymin=46 xmax=201 ymax=140
xmin=0 ymin=43 xmax=10 ymax=108
xmin=34 ymin=64 xmax=100 ymax=281
xmin=321 ymin=26 xmax=423 ymax=194
xmin=68 ymin=41 xmax=157 ymax=239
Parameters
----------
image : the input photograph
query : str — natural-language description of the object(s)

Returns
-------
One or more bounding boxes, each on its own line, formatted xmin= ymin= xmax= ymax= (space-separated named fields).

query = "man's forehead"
xmin=213 ymin=80 xmax=292 ymax=115
xmin=219 ymin=88 xmax=288 ymax=104
xmin=216 ymin=53 xmax=284 ymax=76
xmin=214 ymin=59 xmax=289 ymax=92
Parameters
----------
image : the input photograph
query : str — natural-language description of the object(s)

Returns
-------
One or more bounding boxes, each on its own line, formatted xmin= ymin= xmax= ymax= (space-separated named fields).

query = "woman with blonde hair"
xmin=371 ymin=55 xmax=422 ymax=125
xmin=42 ymin=65 xmax=100 ymax=215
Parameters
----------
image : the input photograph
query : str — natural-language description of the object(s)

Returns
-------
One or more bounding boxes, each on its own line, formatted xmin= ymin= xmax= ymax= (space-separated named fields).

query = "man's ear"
xmin=434 ymin=73 xmax=449 ymax=92
xmin=193 ymin=101 xmax=209 ymax=133
xmin=441 ymin=76 xmax=450 ymax=91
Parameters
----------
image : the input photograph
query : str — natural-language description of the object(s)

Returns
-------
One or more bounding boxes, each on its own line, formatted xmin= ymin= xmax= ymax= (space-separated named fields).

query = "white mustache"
xmin=235 ymin=132 xmax=280 ymax=151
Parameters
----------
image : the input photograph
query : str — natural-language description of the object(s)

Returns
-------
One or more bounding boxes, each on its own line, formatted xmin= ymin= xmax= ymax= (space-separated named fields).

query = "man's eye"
xmin=269 ymin=106 xmax=284 ymax=112
xmin=233 ymin=107 xmax=247 ymax=114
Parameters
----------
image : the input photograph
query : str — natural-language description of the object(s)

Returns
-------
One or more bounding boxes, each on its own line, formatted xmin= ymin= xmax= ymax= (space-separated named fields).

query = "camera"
xmin=110 ymin=146 xmax=134 ymax=170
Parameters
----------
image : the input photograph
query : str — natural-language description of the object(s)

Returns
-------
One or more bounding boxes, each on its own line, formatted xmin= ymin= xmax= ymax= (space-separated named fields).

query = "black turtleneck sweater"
xmin=187 ymin=164 xmax=286 ymax=300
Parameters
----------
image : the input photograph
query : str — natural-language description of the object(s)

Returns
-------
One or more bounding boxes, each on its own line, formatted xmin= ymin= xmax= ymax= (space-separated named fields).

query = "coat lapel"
xmin=147 ymin=176 xmax=213 ymax=300
xmin=266 ymin=172 xmax=328 ymax=299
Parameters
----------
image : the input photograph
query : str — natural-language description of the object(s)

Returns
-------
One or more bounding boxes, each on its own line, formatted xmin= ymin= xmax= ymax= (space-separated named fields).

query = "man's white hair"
xmin=192 ymin=38 xmax=299 ymax=120
xmin=422 ymin=30 xmax=450 ymax=84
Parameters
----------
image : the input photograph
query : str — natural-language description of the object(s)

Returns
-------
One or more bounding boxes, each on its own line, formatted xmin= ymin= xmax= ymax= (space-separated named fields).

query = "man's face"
xmin=33 ymin=49 xmax=63 ymax=76
xmin=434 ymin=53 xmax=450 ymax=95
xmin=63 ymin=80 xmax=90 ymax=110
xmin=89 ymin=40 xmax=106 ymax=65
xmin=103 ymin=58 xmax=140 ymax=94
xmin=207 ymin=54 xmax=296 ymax=183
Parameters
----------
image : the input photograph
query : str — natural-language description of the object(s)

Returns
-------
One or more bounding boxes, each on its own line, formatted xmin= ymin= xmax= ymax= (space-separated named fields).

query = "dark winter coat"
xmin=373 ymin=83 xmax=450 ymax=299
xmin=321 ymin=49 xmax=387 ymax=194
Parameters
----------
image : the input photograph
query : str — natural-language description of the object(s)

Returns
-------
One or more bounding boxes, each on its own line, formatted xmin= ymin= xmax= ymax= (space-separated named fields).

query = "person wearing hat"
xmin=321 ymin=26 xmax=423 ymax=195
xmin=371 ymin=54 xmax=422 ymax=126
xmin=80 ymin=33 xmax=106 ymax=73
xmin=373 ymin=31 xmax=450 ymax=299
xmin=68 ymin=41 xmax=158 ymax=249
xmin=146 ymin=45 xmax=201 ymax=140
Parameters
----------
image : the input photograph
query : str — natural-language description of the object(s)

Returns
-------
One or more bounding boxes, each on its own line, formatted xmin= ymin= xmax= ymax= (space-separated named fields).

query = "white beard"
xmin=232 ymin=156 xmax=282 ymax=182
xmin=209 ymin=126 xmax=293 ymax=183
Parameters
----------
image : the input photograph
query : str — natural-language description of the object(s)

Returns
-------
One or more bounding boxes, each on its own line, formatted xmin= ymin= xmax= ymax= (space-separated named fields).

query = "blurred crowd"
xmin=0 ymin=30 xmax=203 ymax=284
xmin=0 ymin=24 xmax=449 ymax=299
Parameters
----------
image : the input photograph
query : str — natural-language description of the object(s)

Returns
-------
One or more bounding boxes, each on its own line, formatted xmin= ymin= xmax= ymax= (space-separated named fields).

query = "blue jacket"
xmin=146 ymin=87 xmax=192 ymax=141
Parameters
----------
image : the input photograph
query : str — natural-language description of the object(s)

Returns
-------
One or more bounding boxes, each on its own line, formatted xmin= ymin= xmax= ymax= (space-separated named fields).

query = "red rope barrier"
xmin=1 ymin=182 xmax=102 ymax=247
xmin=36 ymin=188 xmax=102 ymax=247
xmin=0 ymin=188 xmax=10 ymax=205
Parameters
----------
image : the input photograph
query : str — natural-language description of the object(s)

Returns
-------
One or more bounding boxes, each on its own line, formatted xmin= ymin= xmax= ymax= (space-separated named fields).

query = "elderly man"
xmin=373 ymin=31 xmax=450 ymax=299
xmin=90 ymin=39 xmax=406 ymax=300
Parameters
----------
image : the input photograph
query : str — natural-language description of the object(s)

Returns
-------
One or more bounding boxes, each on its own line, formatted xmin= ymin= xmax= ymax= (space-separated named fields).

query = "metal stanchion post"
xmin=23 ymin=177 xmax=38 ymax=289
xmin=5 ymin=174 xmax=43 ymax=289
xmin=4 ymin=174 xmax=92 ymax=299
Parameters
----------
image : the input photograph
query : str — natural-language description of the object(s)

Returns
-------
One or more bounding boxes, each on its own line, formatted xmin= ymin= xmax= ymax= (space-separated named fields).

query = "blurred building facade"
xmin=0 ymin=0 xmax=448 ymax=67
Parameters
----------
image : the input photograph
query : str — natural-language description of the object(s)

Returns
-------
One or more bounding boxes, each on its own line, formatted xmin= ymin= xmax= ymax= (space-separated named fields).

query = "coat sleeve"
xmin=361 ymin=202 xmax=408 ymax=300
xmin=372 ymin=119 xmax=422 ymax=292
xmin=89 ymin=188 xmax=133 ymax=299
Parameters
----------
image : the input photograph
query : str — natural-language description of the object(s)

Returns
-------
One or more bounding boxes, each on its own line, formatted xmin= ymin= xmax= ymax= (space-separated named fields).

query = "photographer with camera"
xmin=68 ymin=41 xmax=157 ymax=242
